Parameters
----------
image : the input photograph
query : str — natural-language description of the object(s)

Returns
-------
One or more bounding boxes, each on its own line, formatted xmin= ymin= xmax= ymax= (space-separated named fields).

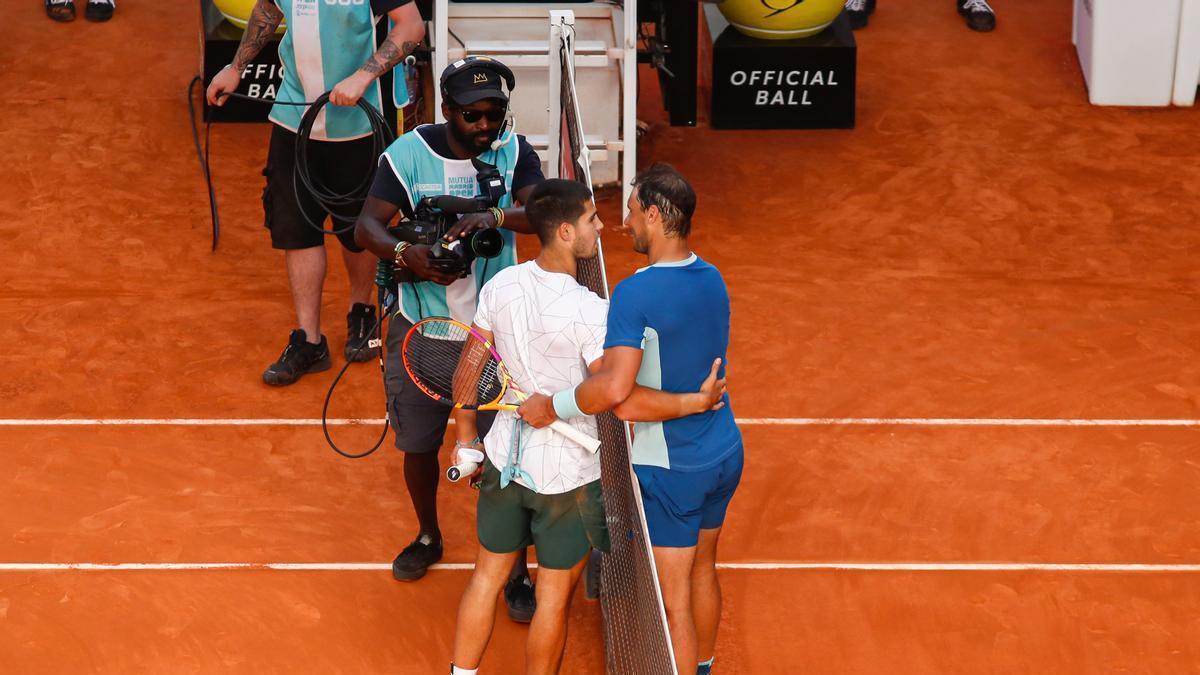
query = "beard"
xmin=573 ymin=237 xmax=600 ymax=260
xmin=451 ymin=125 xmax=498 ymax=154
xmin=632 ymin=233 xmax=649 ymax=254
xmin=471 ymin=131 xmax=497 ymax=152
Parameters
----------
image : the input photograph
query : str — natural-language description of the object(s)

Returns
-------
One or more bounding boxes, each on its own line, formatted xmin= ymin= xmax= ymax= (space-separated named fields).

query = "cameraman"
xmin=354 ymin=56 xmax=544 ymax=620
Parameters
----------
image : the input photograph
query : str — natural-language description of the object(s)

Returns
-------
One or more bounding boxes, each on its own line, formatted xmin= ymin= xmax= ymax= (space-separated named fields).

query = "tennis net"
xmin=550 ymin=14 xmax=678 ymax=675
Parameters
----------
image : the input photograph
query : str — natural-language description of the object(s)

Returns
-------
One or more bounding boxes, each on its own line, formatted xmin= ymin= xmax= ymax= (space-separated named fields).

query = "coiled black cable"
xmin=293 ymin=91 xmax=395 ymax=236
xmin=186 ymin=77 xmax=394 ymax=248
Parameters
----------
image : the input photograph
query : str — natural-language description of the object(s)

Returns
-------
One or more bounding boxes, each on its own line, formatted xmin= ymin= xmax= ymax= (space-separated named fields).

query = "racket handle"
xmin=447 ymin=460 xmax=479 ymax=482
xmin=549 ymin=420 xmax=602 ymax=453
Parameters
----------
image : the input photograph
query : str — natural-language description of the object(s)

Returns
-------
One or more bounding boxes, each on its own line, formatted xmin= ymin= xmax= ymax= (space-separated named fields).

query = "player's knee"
xmin=535 ymin=587 xmax=573 ymax=616
xmin=467 ymin=569 xmax=509 ymax=598
xmin=663 ymin=600 xmax=694 ymax=628
xmin=659 ymin=581 xmax=693 ymax=613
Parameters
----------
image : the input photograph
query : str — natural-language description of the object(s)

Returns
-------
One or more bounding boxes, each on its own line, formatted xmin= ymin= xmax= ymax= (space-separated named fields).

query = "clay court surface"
xmin=2 ymin=0 xmax=1200 ymax=672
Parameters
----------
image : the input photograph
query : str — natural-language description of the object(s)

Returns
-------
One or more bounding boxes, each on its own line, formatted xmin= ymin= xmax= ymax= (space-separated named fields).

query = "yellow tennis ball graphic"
xmin=212 ymin=0 xmax=287 ymax=33
xmin=717 ymin=0 xmax=845 ymax=40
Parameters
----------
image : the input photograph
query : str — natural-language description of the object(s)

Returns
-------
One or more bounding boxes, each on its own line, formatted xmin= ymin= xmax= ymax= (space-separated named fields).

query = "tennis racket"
xmin=401 ymin=317 xmax=602 ymax=453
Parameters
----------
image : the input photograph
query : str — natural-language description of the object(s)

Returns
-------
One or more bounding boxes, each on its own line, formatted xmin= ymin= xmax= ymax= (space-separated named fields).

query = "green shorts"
xmin=475 ymin=460 xmax=610 ymax=570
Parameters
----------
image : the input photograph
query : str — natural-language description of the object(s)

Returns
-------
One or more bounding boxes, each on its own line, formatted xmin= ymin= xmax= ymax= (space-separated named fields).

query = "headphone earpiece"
xmin=490 ymin=112 xmax=516 ymax=152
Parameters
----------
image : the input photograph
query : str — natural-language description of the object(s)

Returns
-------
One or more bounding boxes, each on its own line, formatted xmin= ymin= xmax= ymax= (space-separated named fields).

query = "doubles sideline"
xmin=1 ymin=418 xmax=1198 ymax=426
xmin=0 ymin=562 xmax=1197 ymax=572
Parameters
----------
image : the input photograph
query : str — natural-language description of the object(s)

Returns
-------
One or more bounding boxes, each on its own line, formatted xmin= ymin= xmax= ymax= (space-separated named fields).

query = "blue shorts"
xmin=633 ymin=448 xmax=744 ymax=548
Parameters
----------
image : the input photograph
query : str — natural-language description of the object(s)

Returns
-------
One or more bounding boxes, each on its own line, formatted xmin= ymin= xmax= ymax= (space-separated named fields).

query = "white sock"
xmin=451 ymin=666 xmax=479 ymax=675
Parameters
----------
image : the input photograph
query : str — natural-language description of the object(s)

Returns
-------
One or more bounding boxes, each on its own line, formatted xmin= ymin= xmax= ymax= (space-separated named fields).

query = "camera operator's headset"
xmin=440 ymin=56 xmax=518 ymax=155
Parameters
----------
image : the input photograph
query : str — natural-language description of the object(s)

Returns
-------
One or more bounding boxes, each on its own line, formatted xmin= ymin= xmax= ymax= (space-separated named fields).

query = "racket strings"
xmin=405 ymin=321 xmax=505 ymax=407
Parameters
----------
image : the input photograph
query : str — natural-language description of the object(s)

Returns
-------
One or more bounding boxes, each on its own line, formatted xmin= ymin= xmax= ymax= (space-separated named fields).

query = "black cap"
xmin=442 ymin=59 xmax=509 ymax=106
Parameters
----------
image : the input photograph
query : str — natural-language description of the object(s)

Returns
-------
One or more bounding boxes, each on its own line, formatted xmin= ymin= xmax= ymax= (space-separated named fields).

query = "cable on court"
xmin=187 ymin=76 xmax=397 ymax=457
xmin=322 ymin=285 xmax=397 ymax=460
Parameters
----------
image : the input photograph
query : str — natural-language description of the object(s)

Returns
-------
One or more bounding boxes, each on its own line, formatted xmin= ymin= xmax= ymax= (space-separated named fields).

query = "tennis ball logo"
xmin=717 ymin=0 xmax=845 ymax=40
xmin=212 ymin=0 xmax=287 ymax=32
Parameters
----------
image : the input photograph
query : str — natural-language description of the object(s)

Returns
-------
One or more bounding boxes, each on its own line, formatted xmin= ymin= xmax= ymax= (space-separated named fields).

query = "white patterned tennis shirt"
xmin=472 ymin=260 xmax=607 ymax=495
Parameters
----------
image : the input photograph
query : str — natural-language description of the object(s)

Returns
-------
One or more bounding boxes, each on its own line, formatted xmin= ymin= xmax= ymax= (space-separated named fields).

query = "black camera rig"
xmin=383 ymin=157 xmax=509 ymax=283
xmin=388 ymin=194 xmax=505 ymax=278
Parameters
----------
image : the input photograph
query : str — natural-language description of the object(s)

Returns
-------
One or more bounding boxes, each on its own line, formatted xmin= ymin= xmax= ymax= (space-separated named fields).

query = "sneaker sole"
xmin=262 ymin=356 xmax=332 ymax=386
xmin=392 ymin=558 xmax=439 ymax=581
xmin=506 ymin=603 xmax=535 ymax=623
xmin=344 ymin=346 xmax=380 ymax=363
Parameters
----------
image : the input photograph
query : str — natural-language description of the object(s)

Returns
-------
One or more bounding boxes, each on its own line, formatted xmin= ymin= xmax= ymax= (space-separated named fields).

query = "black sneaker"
xmin=844 ymin=0 xmax=875 ymax=30
xmin=45 ymin=0 xmax=75 ymax=22
xmin=392 ymin=535 xmax=443 ymax=581
xmin=344 ymin=303 xmax=380 ymax=362
xmin=957 ymin=0 xmax=995 ymax=32
xmin=262 ymin=329 xmax=332 ymax=386
xmin=84 ymin=0 xmax=114 ymax=22
xmin=504 ymin=573 xmax=536 ymax=623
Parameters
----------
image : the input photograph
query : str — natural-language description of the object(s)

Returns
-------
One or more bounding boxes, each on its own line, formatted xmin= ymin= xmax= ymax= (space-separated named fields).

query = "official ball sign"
xmin=729 ymin=69 xmax=841 ymax=106
xmin=710 ymin=11 xmax=856 ymax=129
xmin=201 ymin=0 xmax=284 ymax=123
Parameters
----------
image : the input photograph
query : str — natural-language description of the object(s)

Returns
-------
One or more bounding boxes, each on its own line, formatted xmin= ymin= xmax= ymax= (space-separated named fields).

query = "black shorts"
xmin=262 ymin=124 xmax=377 ymax=251
xmin=385 ymin=312 xmax=496 ymax=453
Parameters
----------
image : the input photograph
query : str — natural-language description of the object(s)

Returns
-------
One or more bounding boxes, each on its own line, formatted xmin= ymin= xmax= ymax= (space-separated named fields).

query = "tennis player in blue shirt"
xmin=519 ymin=163 xmax=742 ymax=675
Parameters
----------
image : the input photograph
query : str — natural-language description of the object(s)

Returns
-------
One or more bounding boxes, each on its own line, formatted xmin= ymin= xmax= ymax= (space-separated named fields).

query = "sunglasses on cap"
xmin=457 ymin=107 xmax=507 ymax=124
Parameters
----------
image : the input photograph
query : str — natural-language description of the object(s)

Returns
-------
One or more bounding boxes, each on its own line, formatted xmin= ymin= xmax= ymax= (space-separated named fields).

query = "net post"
xmin=546 ymin=11 xmax=571 ymax=179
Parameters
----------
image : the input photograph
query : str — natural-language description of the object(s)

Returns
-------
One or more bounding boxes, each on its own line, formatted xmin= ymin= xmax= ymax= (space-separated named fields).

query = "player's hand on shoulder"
xmin=695 ymin=358 xmax=727 ymax=413
xmin=517 ymin=393 xmax=558 ymax=428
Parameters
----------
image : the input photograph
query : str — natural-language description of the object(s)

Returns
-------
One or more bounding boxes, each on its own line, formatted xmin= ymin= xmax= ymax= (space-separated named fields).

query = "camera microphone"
xmin=424 ymin=195 xmax=484 ymax=213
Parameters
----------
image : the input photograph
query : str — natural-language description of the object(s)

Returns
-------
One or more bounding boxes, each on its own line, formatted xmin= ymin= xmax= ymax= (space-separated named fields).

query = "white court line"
xmin=0 ymin=562 xmax=1197 ymax=573
xmin=1 ymin=418 xmax=1199 ymax=427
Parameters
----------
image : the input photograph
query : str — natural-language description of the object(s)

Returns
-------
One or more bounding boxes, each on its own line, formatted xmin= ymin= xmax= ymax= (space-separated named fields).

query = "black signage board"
xmin=200 ymin=0 xmax=283 ymax=123
xmin=709 ymin=11 xmax=856 ymax=130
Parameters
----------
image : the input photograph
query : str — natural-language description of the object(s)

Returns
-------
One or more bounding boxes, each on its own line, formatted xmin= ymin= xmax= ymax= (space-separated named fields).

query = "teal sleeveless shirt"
xmin=381 ymin=125 xmax=521 ymax=323
xmin=271 ymin=0 xmax=384 ymax=141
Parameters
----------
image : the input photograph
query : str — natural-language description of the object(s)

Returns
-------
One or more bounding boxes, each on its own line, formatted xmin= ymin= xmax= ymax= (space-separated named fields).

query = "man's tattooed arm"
xmin=232 ymin=0 xmax=285 ymax=72
xmin=360 ymin=38 xmax=419 ymax=77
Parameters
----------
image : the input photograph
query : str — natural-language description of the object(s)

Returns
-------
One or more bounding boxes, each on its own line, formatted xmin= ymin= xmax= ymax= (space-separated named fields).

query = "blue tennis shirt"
xmin=604 ymin=254 xmax=742 ymax=472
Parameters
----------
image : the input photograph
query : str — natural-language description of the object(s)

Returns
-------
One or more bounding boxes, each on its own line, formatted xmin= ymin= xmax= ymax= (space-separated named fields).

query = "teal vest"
xmin=271 ymin=0 xmax=384 ymax=141
xmin=381 ymin=126 xmax=521 ymax=323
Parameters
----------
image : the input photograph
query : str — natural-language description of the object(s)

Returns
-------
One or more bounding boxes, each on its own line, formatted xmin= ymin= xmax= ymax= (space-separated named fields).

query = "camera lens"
xmin=467 ymin=228 xmax=504 ymax=259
